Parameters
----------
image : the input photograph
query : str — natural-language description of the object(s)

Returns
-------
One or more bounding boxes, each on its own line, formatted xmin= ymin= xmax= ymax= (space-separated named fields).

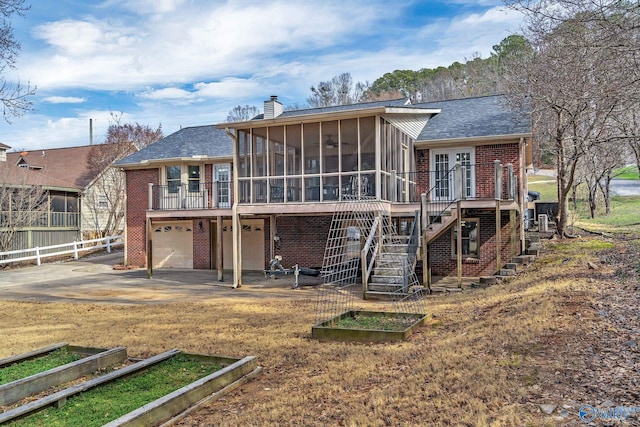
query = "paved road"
xmin=0 ymin=251 xmax=320 ymax=304
xmin=610 ymin=179 xmax=640 ymax=196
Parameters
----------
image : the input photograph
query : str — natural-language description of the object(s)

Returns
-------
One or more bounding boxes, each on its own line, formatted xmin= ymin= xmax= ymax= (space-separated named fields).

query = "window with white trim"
xmin=452 ymin=218 xmax=479 ymax=258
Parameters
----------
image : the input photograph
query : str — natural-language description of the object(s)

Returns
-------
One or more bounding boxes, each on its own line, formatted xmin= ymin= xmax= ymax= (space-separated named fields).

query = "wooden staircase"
xmin=423 ymin=207 xmax=458 ymax=243
xmin=365 ymin=236 xmax=417 ymax=300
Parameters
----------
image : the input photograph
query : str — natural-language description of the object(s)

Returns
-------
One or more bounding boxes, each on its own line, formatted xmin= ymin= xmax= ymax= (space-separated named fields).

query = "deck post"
xmin=147 ymin=183 xmax=153 ymax=210
xmin=232 ymin=209 xmax=242 ymax=288
xmin=494 ymin=160 xmax=502 ymax=273
xmin=510 ymin=209 xmax=517 ymax=258
xmin=146 ymin=217 xmax=153 ymax=279
xmin=217 ymin=216 xmax=223 ymax=281
xmin=456 ymin=200 xmax=462 ymax=288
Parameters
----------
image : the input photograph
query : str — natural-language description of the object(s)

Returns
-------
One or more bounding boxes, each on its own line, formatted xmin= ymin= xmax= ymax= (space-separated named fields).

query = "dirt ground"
xmin=1 ymin=233 xmax=639 ymax=426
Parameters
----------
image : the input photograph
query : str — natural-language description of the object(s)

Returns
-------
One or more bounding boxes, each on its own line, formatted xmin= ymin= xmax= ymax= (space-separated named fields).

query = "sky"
xmin=0 ymin=0 xmax=524 ymax=151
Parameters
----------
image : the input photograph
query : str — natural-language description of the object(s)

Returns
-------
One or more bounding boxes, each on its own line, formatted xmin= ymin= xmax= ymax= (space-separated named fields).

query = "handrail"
xmin=360 ymin=216 xmax=380 ymax=293
xmin=422 ymin=165 xmax=457 ymax=229
xmin=0 ymin=235 xmax=123 ymax=266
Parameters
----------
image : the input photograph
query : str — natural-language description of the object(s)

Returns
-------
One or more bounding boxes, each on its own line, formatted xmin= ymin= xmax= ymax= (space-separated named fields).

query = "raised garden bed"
xmin=312 ymin=310 xmax=426 ymax=343
xmin=0 ymin=343 xmax=127 ymax=407
xmin=0 ymin=349 xmax=260 ymax=427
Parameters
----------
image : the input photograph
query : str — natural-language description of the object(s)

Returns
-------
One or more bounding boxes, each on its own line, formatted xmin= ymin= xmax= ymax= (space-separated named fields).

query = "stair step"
xmin=504 ymin=262 xmax=519 ymax=271
xmin=365 ymin=291 xmax=408 ymax=301
xmin=498 ymin=268 xmax=516 ymax=276
xmin=370 ymin=276 xmax=404 ymax=285
xmin=512 ymin=255 xmax=533 ymax=265
xmin=479 ymin=276 xmax=498 ymax=285
xmin=373 ymin=265 xmax=403 ymax=276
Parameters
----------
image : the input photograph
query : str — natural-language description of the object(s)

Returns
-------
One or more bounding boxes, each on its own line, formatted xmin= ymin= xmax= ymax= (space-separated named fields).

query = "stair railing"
xmin=361 ymin=216 xmax=380 ymax=294
xmin=421 ymin=164 xmax=460 ymax=231
xmin=402 ymin=210 xmax=421 ymax=292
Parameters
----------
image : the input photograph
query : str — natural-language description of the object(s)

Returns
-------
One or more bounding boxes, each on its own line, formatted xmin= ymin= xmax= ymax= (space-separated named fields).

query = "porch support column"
xmin=216 ymin=215 xmax=223 ymax=281
xmin=146 ymin=217 xmax=153 ymax=279
xmin=270 ymin=215 xmax=276 ymax=260
xmin=456 ymin=201 xmax=462 ymax=288
xmin=494 ymin=160 xmax=502 ymax=273
xmin=232 ymin=209 xmax=242 ymax=288
xmin=510 ymin=209 xmax=517 ymax=258
xmin=496 ymin=201 xmax=502 ymax=273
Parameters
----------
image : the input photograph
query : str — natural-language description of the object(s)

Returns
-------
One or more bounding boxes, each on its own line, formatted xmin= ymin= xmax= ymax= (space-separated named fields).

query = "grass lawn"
xmin=575 ymin=196 xmax=640 ymax=234
xmin=527 ymin=174 xmax=557 ymax=202
xmin=1 ymin=227 xmax=638 ymax=425
xmin=614 ymin=165 xmax=640 ymax=180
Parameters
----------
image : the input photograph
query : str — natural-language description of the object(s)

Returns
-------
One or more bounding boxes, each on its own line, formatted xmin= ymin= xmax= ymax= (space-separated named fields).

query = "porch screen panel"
xmin=253 ymin=128 xmax=267 ymax=177
xmin=238 ymin=130 xmax=251 ymax=178
xmin=269 ymin=126 xmax=284 ymax=176
xmin=286 ymin=125 xmax=301 ymax=176
xmin=322 ymin=121 xmax=339 ymax=173
xmin=303 ymin=123 xmax=320 ymax=174
xmin=340 ymin=119 xmax=358 ymax=173
xmin=360 ymin=116 xmax=375 ymax=171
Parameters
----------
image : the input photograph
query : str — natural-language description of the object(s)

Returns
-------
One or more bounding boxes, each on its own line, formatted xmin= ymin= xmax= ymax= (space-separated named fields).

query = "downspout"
xmin=225 ymin=127 xmax=241 ymax=288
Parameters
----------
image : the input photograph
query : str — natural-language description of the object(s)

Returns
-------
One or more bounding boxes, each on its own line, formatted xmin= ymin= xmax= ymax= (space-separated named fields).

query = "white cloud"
xmin=43 ymin=96 xmax=87 ymax=104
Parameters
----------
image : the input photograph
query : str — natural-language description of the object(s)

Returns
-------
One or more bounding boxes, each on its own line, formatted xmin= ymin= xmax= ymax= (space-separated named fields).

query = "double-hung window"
xmin=166 ymin=165 xmax=181 ymax=194
xmin=452 ymin=219 xmax=479 ymax=258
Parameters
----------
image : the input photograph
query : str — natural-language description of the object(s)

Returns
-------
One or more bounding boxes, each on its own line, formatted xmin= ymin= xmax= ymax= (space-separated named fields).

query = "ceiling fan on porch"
xmin=324 ymin=135 xmax=350 ymax=149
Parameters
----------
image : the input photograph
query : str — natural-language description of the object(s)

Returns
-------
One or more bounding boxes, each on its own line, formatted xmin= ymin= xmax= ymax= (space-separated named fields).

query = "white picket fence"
xmin=0 ymin=235 xmax=124 ymax=266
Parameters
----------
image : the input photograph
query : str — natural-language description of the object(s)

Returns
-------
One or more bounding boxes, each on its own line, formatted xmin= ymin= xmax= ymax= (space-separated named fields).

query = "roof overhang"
xmin=217 ymin=107 xmax=441 ymax=130
xmin=414 ymin=133 xmax=531 ymax=149
xmin=114 ymin=155 xmax=233 ymax=169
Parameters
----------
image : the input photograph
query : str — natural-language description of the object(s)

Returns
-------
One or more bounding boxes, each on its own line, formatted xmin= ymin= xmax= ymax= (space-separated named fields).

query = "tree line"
xmin=1 ymin=0 xmax=638 ymax=242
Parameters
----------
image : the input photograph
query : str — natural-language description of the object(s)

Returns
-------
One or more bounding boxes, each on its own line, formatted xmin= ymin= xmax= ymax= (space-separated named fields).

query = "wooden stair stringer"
xmin=423 ymin=208 xmax=458 ymax=243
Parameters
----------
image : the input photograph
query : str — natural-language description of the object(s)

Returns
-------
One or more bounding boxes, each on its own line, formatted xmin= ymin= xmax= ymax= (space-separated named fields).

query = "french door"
xmin=214 ymin=164 xmax=231 ymax=208
xmin=431 ymin=149 xmax=474 ymax=200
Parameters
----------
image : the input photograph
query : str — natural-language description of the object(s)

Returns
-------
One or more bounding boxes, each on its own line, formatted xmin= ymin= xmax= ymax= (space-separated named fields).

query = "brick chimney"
xmin=263 ymin=95 xmax=283 ymax=119
xmin=0 ymin=143 xmax=10 ymax=162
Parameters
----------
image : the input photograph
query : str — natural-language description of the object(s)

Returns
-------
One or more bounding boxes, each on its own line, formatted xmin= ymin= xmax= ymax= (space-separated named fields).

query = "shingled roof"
xmin=115 ymin=125 xmax=232 ymax=166
xmin=1 ymin=145 xmax=98 ymax=190
xmin=414 ymin=95 xmax=530 ymax=141
xmin=114 ymin=96 xmax=530 ymax=166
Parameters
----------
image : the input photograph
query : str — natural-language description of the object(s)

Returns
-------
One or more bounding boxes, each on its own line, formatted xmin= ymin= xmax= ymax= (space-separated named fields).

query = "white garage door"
xmin=152 ymin=221 xmax=193 ymax=269
xmin=222 ymin=219 xmax=265 ymax=270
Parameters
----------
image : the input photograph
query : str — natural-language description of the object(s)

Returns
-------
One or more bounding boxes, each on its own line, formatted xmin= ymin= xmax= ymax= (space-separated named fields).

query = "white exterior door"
xmin=431 ymin=148 xmax=475 ymax=200
xmin=214 ymin=164 xmax=231 ymax=208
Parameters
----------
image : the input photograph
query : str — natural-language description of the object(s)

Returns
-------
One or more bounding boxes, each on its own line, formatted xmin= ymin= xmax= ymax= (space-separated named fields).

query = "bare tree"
xmin=226 ymin=105 xmax=260 ymax=122
xmin=307 ymin=72 xmax=365 ymax=107
xmin=0 ymin=0 xmax=34 ymax=120
xmin=83 ymin=114 xmax=163 ymax=238
xmin=503 ymin=0 xmax=639 ymax=236
xmin=0 ymin=166 xmax=47 ymax=255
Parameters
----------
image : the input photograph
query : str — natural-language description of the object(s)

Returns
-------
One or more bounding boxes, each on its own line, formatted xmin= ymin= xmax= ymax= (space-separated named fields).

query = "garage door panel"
xmin=152 ymin=222 xmax=193 ymax=269
xmin=222 ymin=219 xmax=265 ymax=270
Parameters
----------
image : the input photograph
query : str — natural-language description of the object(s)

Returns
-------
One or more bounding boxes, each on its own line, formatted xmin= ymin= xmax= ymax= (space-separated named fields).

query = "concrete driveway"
xmin=0 ymin=251 xmax=321 ymax=304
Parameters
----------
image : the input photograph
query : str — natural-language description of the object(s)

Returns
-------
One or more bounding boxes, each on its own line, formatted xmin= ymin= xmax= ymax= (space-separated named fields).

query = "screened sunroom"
xmin=235 ymin=116 xmax=418 ymax=204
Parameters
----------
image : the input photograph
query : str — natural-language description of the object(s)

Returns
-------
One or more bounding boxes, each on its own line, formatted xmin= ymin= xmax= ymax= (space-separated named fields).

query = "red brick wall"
xmin=416 ymin=149 xmax=430 ymax=195
xmin=475 ymin=143 xmax=521 ymax=199
xmin=192 ymin=218 xmax=211 ymax=269
xmin=272 ymin=215 xmax=331 ymax=269
xmin=415 ymin=143 xmax=521 ymax=199
xmin=125 ymin=168 xmax=159 ymax=267
xmin=429 ymin=210 xmax=516 ymax=277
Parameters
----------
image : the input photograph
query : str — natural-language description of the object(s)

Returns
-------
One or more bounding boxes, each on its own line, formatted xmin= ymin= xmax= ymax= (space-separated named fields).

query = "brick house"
xmin=116 ymin=95 xmax=531 ymax=293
